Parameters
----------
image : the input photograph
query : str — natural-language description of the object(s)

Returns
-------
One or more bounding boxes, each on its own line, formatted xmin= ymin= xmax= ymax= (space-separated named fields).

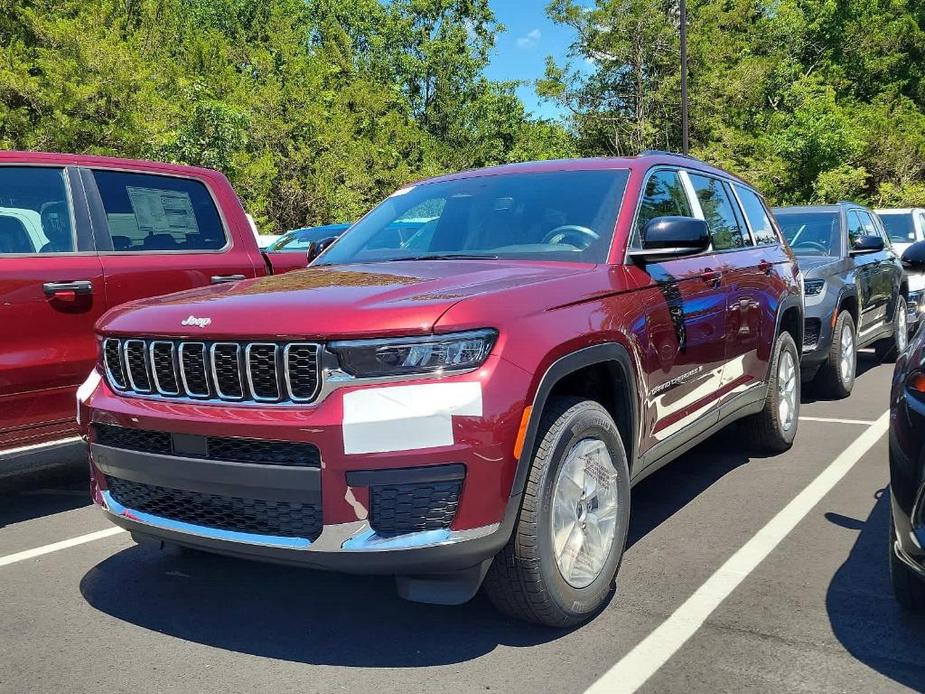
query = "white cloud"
xmin=516 ymin=28 xmax=541 ymax=48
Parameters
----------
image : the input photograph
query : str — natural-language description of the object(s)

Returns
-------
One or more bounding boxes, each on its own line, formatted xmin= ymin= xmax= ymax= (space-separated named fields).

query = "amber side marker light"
xmin=513 ymin=405 xmax=533 ymax=459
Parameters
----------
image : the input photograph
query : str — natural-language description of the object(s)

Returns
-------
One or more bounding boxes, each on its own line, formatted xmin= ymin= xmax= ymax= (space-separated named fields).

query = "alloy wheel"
xmin=839 ymin=322 xmax=855 ymax=384
xmin=898 ymin=301 xmax=908 ymax=353
xmin=777 ymin=350 xmax=797 ymax=431
xmin=550 ymin=438 xmax=619 ymax=589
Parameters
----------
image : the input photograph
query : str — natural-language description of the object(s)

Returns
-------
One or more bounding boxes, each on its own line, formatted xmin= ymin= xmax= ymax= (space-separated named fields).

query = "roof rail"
xmin=639 ymin=149 xmax=703 ymax=162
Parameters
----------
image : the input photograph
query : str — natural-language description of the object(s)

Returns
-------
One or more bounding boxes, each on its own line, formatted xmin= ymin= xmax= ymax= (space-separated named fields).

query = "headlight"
xmin=804 ymin=279 xmax=825 ymax=296
xmin=330 ymin=329 xmax=497 ymax=377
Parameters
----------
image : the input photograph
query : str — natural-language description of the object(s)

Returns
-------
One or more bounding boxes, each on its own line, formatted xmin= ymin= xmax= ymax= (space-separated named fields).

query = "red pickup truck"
xmin=0 ymin=151 xmax=306 ymax=458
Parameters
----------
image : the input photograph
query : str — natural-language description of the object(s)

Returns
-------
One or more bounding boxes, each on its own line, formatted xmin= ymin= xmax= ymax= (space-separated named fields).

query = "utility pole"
xmin=680 ymin=0 xmax=689 ymax=155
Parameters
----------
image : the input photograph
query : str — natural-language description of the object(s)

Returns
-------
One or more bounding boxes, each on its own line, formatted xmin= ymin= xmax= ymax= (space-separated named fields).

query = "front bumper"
xmin=83 ymin=353 xmax=532 ymax=574
xmin=799 ymin=295 xmax=837 ymax=367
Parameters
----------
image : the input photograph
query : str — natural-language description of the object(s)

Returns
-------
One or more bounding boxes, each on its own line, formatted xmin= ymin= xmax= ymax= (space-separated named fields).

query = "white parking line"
xmin=0 ymin=527 xmax=126 ymax=568
xmin=800 ymin=416 xmax=878 ymax=425
xmin=585 ymin=410 xmax=890 ymax=694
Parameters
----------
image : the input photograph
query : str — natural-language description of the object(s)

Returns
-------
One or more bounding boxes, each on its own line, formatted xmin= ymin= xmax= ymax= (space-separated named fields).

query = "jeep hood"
xmin=98 ymin=260 xmax=596 ymax=339
xmin=795 ymin=255 xmax=844 ymax=277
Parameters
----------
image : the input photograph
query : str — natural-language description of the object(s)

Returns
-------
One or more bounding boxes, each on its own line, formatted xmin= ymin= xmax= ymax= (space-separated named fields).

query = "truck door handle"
xmin=759 ymin=260 xmax=773 ymax=275
xmin=43 ymin=280 xmax=93 ymax=296
xmin=701 ymin=269 xmax=722 ymax=287
xmin=210 ymin=274 xmax=246 ymax=284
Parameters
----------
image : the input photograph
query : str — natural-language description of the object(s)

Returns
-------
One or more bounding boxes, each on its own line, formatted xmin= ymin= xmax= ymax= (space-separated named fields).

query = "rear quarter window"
xmin=735 ymin=185 xmax=779 ymax=246
xmin=92 ymin=170 xmax=227 ymax=252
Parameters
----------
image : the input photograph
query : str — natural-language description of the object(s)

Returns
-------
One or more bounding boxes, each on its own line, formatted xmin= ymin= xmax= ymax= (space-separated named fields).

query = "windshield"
xmin=879 ymin=213 xmax=916 ymax=244
xmin=775 ymin=211 xmax=841 ymax=256
xmin=316 ymin=169 xmax=629 ymax=266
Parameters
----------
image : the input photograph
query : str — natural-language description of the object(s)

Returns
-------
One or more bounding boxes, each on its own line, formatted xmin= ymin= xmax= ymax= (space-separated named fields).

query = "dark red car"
xmin=80 ymin=154 xmax=803 ymax=626
xmin=0 ymin=151 xmax=306 ymax=459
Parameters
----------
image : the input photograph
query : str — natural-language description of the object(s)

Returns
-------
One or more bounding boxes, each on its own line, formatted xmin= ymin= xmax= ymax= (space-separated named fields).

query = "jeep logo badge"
xmin=181 ymin=315 xmax=212 ymax=328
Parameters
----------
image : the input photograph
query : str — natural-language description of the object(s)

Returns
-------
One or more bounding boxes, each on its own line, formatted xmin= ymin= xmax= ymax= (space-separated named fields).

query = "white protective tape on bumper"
xmin=75 ymin=369 xmax=102 ymax=425
xmin=342 ymin=382 xmax=482 ymax=454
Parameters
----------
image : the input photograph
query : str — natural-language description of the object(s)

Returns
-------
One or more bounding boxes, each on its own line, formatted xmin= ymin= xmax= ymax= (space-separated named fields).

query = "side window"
xmin=734 ymin=185 xmax=778 ymax=246
xmin=859 ymin=210 xmax=886 ymax=245
xmin=0 ymin=167 xmax=74 ymax=255
xmin=846 ymin=211 xmax=865 ymax=248
xmin=632 ymin=169 xmax=693 ymax=247
xmin=687 ymin=173 xmax=746 ymax=250
xmin=918 ymin=212 xmax=925 ymax=240
xmin=92 ymin=170 xmax=227 ymax=252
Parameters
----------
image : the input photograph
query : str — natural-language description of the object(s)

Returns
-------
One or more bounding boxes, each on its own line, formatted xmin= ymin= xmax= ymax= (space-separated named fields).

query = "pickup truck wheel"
xmin=890 ymin=515 xmax=925 ymax=612
xmin=875 ymin=296 xmax=908 ymax=363
xmin=483 ymin=397 xmax=630 ymax=627
xmin=743 ymin=331 xmax=800 ymax=453
xmin=816 ymin=311 xmax=856 ymax=399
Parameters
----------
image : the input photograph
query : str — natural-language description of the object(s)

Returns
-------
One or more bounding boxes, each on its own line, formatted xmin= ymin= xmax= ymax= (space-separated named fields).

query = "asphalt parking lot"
xmin=2 ymin=353 xmax=924 ymax=694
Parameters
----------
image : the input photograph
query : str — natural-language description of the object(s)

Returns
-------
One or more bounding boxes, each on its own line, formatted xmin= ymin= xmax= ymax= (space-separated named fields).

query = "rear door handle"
xmin=701 ymin=269 xmax=722 ymax=287
xmin=210 ymin=274 xmax=247 ymax=284
xmin=759 ymin=260 xmax=773 ymax=275
xmin=43 ymin=280 xmax=93 ymax=296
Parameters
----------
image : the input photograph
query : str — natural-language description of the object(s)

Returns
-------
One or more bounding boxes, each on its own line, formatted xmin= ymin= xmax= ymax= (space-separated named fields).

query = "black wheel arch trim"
xmin=774 ymin=292 xmax=805 ymax=347
xmin=506 ymin=343 xmax=640 ymax=509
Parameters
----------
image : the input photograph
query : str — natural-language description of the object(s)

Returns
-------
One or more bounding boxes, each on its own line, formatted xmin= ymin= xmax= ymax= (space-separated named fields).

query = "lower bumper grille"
xmin=93 ymin=424 xmax=320 ymax=468
xmin=370 ymin=480 xmax=462 ymax=536
xmin=106 ymin=476 xmax=323 ymax=540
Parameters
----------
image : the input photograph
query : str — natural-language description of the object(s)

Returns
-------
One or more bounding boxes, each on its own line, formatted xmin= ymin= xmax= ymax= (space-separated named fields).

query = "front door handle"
xmin=43 ymin=280 xmax=93 ymax=296
xmin=758 ymin=260 xmax=773 ymax=275
xmin=210 ymin=274 xmax=247 ymax=284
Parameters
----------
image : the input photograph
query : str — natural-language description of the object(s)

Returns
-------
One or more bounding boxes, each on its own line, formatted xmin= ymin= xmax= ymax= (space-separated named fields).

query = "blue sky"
xmin=484 ymin=0 xmax=591 ymax=120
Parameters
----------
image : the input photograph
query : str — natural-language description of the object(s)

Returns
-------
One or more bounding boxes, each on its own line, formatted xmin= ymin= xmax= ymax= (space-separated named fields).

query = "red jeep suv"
xmin=80 ymin=154 xmax=803 ymax=626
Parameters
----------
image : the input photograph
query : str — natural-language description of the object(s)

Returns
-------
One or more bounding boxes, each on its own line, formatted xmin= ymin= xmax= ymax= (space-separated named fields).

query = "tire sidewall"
xmin=769 ymin=332 xmax=800 ymax=445
xmin=535 ymin=404 xmax=631 ymax=619
xmin=834 ymin=312 xmax=856 ymax=393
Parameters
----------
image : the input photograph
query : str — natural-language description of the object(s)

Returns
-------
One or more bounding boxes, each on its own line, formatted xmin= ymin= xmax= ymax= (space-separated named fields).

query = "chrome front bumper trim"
xmin=101 ymin=491 xmax=499 ymax=553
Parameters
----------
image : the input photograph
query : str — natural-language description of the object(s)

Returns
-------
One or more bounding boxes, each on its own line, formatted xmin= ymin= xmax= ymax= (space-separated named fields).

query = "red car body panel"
xmin=0 ymin=151 xmax=305 ymax=453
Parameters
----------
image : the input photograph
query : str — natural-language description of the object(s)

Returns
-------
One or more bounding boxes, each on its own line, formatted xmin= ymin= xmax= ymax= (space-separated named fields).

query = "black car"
xmin=889 ymin=239 xmax=925 ymax=609
xmin=774 ymin=203 xmax=908 ymax=397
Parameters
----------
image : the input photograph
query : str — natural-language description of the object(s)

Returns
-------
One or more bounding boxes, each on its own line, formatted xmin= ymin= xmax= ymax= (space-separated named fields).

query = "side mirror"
xmin=306 ymin=236 xmax=338 ymax=264
xmin=901 ymin=239 xmax=925 ymax=273
xmin=629 ymin=216 xmax=710 ymax=263
xmin=850 ymin=235 xmax=885 ymax=255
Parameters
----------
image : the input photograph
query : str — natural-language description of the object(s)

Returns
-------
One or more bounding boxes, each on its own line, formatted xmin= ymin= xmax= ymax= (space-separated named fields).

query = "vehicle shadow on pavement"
xmin=801 ymin=350 xmax=883 ymax=404
xmin=0 ymin=475 xmax=90 ymax=529
xmin=79 ymin=546 xmax=566 ymax=666
xmin=826 ymin=489 xmax=925 ymax=689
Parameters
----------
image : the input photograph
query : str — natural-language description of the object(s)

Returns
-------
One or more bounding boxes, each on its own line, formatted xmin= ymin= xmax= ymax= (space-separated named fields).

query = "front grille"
xmin=106 ymin=476 xmax=322 ymax=539
xmin=103 ymin=337 xmax=321 ymax=404
xmin=370 ymin=480 xmax=462 ymax=536
xmin=92 ymin=424 xmax=321 ymax=468
xmin=804 ymin=318 xmax=821 ymax=348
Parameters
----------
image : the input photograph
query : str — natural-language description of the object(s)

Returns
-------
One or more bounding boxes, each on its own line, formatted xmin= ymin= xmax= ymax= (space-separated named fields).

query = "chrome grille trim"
xmin=103 ymin=338 xmax=127 ymax=390
xmin=99 ymin=338 xmax=323 ymax=405
xmin=178 ymin=342 xmax=210 ymax=398
xmin=123 ymin=339 xmax=152 ymax=393
xmin=149 ymin=341 xmax=180 ymax=396
xmin=284 ymin=343 xmax=321 ymax=402
xmin=245 ymin=343 xmax=281 ymax=402
xmin=211 ymin=342 xmax=244 ymax=401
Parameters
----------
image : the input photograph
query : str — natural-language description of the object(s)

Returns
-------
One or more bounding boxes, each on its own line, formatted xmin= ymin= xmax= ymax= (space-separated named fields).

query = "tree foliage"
xmin=543 ymin=0 xmax=925 ymax=206
xmin=0 ymin=0 xmax=573 ymax=232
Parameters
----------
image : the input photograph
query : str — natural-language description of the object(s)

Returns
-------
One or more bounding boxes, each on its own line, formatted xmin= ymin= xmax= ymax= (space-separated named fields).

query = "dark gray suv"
xmin=774 ymin=202 xmax=907 ymax=398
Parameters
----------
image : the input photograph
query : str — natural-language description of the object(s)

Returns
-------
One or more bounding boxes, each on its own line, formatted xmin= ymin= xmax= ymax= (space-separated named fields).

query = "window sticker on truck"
xmin=341 ymin=382 xmax=482 ymax=454
xmin=126 ymin=186 xmax=199 ymax=235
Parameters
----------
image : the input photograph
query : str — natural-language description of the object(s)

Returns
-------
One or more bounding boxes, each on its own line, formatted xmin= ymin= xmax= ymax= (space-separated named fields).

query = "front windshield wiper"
xmin=383 ymin=253 xmax=500 ymax=261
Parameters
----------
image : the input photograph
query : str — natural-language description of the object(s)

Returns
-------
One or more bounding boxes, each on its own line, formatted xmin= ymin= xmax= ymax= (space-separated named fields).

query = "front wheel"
xmin=876 ymin=296 xmax=908 ymax=362
xmin=743 ymin=331 xmax=800 ymax=453
xmin=816 ymin=311 xmax=856 ymax=399
xmin=483 ymin=397 xmax=631 ymax=627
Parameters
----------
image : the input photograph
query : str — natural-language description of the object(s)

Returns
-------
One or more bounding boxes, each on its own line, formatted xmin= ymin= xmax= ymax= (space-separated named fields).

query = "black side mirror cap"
xmin=306 ymin=236 xmax=339 ymax=264
xmin=850 ymin=235 xmax=885 ymax=255
xmin=901 ymin=239 xmax=925 ymax=273
xmin=629 ymin=216 xmax=711 ymax=263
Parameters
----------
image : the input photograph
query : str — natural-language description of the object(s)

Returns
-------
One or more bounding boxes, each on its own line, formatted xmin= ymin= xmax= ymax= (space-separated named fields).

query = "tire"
xmin=890 ymin=515 xmax=925 ymax=612
xmin=876 ymin=296 xmax=908 ymax=363
xmin=743 ymin=330 xmax=800 ymax=453
xmin=483 ymin=397 xmax=631 ymax=627
xmin=815 ymin=311 xmax=856 ymax=399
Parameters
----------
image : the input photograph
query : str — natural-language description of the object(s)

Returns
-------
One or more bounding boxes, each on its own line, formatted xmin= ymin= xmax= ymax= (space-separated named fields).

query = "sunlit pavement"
xmin=2 ymin=353 xmax=923 ymax=693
